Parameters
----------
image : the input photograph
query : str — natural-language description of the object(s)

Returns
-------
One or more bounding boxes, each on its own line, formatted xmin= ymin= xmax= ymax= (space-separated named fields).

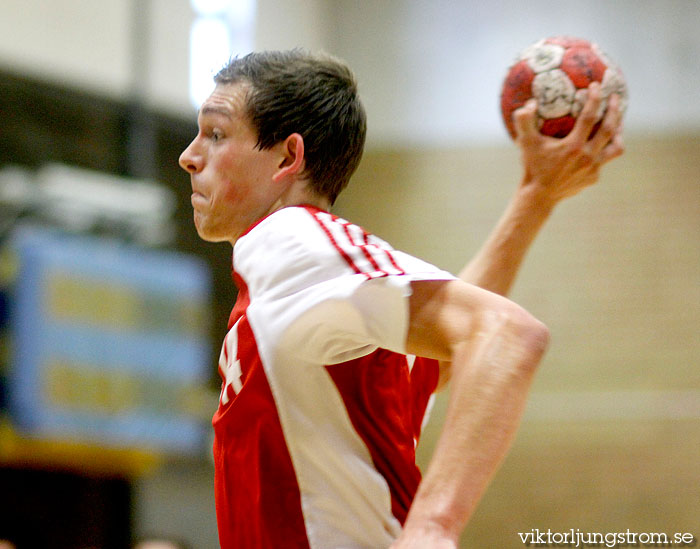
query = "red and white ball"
xmin=500 ymin=36 xmax=628 ymax=139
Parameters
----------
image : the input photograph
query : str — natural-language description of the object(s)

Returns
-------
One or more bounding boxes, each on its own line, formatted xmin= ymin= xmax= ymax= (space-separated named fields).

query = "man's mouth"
xmin=191 ymin=191 xmax=207 ymax=208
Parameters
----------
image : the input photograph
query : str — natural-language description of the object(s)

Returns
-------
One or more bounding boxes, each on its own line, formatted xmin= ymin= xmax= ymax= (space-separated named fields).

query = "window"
xmin=189 ymin=0 xmax=256 ymax=107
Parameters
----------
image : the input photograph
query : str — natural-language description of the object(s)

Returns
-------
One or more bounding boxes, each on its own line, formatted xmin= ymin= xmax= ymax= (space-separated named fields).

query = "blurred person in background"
xmin=178 ymin=49 xmax=623 ymax=548
xmin=133 ymin=535 xmax=192 ymax=549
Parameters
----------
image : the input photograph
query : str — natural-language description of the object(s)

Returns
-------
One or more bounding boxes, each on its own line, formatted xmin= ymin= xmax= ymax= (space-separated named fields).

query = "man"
xmin=179 ymin=50 xmax=623 ymax=548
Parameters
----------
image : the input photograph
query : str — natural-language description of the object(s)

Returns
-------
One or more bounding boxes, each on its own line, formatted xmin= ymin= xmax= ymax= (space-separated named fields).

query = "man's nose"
xmin=179 ymin=141 xmax=201 ymax=173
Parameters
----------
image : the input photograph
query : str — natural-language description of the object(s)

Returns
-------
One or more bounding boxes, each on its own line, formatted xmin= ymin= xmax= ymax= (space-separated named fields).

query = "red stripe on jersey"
xmin=409 ymin=357 xmax=440 ymax=442
xmin=310 ymin=211 xmax=364 ymax=276
xmin=377 ymin=240 xmax=405 ymax=275
xmin=325 ymin=349 xmax=424 ymax=526
xmin=309 ymin=210 xmax=405 ymax=279
xmin=341 ymin=221 xmax=387 ymax=276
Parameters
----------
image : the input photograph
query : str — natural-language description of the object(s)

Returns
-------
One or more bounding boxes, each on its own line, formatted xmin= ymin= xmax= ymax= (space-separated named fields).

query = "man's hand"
xmin=456 ymin=82 xmax=626 ymax=297
xmin=514 ymin=82 xmax=625 ymax=207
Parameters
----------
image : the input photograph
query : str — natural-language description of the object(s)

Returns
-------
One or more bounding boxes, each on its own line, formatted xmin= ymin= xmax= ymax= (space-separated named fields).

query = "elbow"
xmin=469 ymin=300 xmax=550 ymax=379
xmin=443 ymin=304 xmax=549 ymax=392
xmin=514 ymin=304 xmax=549 ymax=349
xmin=525 ymin=316 xmax=550 ymax=367
xmin=505 ymin=306 xmax=550 ymax=374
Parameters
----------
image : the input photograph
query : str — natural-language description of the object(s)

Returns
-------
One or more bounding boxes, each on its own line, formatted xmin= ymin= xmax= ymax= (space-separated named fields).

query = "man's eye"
xmin=212 ymin=131 xmax=222 ymax=142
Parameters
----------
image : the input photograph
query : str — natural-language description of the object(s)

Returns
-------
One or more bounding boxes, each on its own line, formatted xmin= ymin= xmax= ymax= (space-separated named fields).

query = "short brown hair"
xmin=214 ymin=50 xmax=367 ymax=204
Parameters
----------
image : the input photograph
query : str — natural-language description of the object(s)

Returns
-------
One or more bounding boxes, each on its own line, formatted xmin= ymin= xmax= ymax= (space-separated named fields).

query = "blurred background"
xmin=0 ymin=0 xmax=698 ymax=547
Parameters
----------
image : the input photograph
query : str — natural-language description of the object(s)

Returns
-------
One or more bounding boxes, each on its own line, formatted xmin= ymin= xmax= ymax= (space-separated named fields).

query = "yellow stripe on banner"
xmin=46 ymin=362 xmax=139 ymax=414
xmin=48 ymin=272 xmax=140 ymax=329
xmin=181 ymin=301 xmax=209 ymax=336
xmin=44 ymin=360 xmax=216 ymax=418
xmin=0 ymin=248 xmax=19 ymax=285
xmin=0 ymin=419 xmax=161 ymax=477
xmin=46 ymin=271 xmax=208 ymax=336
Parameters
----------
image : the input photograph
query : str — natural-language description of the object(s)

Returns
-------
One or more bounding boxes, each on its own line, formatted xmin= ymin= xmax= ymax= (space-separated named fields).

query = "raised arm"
xmin=432 ymin=84 xmax=624 ymax=391
xmin=392 ymin=86 xmax=626 ymax=547
xmin=392 ymin=279 xmax=549 ymax=548
xmin=461 ymin=83 xmax=625 ymax=296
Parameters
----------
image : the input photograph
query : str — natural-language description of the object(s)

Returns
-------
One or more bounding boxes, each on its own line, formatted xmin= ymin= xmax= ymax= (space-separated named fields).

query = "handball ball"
xmin=500 ymin=36 xmax=628 ymax=139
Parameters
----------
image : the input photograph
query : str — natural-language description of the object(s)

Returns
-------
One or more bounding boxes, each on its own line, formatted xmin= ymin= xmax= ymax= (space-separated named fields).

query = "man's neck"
xmin=269 ymin=180 xmax=332 ymax=216
xmin=228 ymin=185 xmax=332 ymax=247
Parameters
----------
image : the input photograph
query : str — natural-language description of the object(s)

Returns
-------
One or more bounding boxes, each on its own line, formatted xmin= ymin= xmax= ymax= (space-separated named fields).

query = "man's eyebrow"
xmin=199 ymin=105 xmax=233 ymax=118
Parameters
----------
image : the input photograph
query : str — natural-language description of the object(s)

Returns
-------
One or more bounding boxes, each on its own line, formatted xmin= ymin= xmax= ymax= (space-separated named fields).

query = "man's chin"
xmin=195 ymin=226 xmax=219 ymax=243
xmin=195 ymin=223 xmax=229 ymax=244
xmin=193 ymin=214 xmax=237 ymax=244
xmin=193 ymin=216 xmax=214 ymax=242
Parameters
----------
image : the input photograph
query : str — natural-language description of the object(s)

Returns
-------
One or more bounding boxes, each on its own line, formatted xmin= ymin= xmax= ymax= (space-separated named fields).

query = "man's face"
xmin=179 ymin=83 xmax=280 ymax=244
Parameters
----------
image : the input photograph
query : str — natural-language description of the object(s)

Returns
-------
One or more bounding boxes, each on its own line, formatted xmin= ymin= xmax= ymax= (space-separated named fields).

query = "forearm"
xmin=458 ymin=182 xmax=555 ymax=296
xmin=400 ymin=306 xmax=549 ymax=544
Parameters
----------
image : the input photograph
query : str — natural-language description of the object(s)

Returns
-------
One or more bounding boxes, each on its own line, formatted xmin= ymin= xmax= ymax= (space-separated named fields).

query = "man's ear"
xmin=272 ymin=133 xmax=305 ymax=183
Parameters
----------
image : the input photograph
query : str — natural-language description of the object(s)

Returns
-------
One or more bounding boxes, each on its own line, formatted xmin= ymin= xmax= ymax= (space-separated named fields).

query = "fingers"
xmin=568 ymin=82 xmax=604 ymax=143
xmin=513 ymin=99 xmax=540 ymax=142
xmin=588 ymin=92 xmax=623 ymax=155
xmin=565 ymin=81 xmax=625 ymax=169
xmin=598 ymin=126 xmax=625 ymax=164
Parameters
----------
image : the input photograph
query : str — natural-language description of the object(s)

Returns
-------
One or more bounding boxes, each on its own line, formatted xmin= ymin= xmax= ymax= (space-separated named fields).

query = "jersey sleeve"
xmin=234 ymin=206 xmax=456 ymax=365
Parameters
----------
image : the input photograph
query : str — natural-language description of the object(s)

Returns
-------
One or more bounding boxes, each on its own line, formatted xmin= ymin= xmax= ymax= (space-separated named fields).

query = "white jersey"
xmin=213 ymin=205 xmax=455 ymax=549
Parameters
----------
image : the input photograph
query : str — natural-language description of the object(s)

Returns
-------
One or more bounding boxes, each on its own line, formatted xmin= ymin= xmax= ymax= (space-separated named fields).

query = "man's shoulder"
xmin=237 ymin=205 xmax=351 ymax=263
xmin=235 ymin=205 xmax=454 ymax=301
xmin=250 ymin=205 xmax=375 ymax=245
xmin=238 ymin=205 xmax=395 ymax=268
xmin=233 ymin=206 xmax=363 ymax=298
